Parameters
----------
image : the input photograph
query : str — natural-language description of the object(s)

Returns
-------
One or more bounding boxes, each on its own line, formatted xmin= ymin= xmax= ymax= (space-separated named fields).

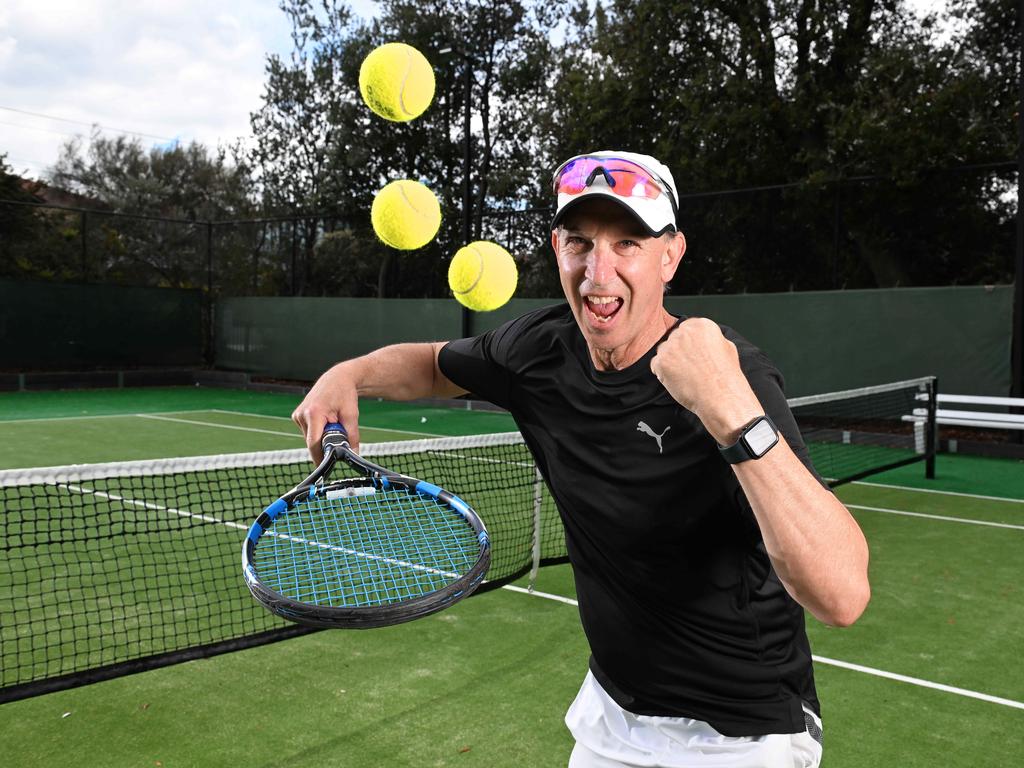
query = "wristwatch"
xmin=718 ymin=415 xmax=779 ymax=464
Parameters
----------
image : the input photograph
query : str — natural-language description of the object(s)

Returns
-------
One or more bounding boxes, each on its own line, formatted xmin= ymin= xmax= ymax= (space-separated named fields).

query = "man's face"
xmin=551 ymin=198 xmax=685 ymax=364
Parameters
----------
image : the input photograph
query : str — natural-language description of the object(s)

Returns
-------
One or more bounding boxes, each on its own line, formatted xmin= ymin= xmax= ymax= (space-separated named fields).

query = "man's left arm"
xmin=652 ymin=318 xmax=870 ymax=627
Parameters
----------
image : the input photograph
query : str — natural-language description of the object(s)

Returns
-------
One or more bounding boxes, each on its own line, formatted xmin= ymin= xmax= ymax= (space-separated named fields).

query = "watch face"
xmin=745 ymin=420 xmax=778 ymax=456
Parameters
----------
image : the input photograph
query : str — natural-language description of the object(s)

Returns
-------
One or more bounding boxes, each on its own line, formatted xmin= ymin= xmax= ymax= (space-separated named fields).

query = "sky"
xmin=0 ymin=0 xmax=947 ymax=183
xmin=0 ymin=0 xmax=381 ymax=181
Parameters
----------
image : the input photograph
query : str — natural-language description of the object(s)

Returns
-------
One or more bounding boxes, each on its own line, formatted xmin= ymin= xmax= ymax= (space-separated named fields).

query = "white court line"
xmin=136 ymin=413 xmax=304 ymax=438
xmin=502 ymin=587 xmax=1024 ymax=711
xmin=501 ymin=584 xmax=580 ymax=606
xmin=1 ymin=407 xmax=448 ymax=441
xmin=209 ymin=409 xmax=449 ymax=438
xmin=64 ymin=483 xmax=249 ymax=531
xmin=852 ymin=480 xmax=1024 ymax=505
xmin=847 ymin=504 xmax=1024 ymax=531
xmin=811 ymin=656 xmax=1024 ymax=711
xmin=0 ymin=410 xmax=218 ymax=425
xmin=210 ymin=409 xmax=295 ymax=420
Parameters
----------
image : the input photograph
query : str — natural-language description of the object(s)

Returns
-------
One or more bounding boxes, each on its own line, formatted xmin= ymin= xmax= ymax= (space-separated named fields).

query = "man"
xmin=292 ymin=151 xmax=870 ymax=768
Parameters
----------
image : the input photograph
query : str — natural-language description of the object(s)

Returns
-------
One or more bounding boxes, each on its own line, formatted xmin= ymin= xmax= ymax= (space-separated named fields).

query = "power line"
xmin=0 ymin=119 xmax=83 ymax=139
xmin=4 ymin=156 xmax=50 ymax=170
xmin=0 ymin=105 xmax=176 ymax=142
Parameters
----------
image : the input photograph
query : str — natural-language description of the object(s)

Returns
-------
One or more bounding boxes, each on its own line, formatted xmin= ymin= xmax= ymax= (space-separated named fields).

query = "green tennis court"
xmin=1 ymin=386 xmax=1022 ymax=767
xmin=0 ymin=387 xmax=517 ymax=467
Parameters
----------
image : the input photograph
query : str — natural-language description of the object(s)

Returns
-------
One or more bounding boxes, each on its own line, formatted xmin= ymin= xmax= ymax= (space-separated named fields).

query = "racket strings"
xmin=254 ymin=485 xmax=480 ymax=607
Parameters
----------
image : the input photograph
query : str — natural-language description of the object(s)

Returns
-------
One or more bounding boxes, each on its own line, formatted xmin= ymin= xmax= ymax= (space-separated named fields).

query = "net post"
xmin=528 ymin=466 xmax=543 ymax=593
xmin=925 ymin=376 xmax=938 ymax=479
xmin=788 ymin=376 xmax=942 ymax=487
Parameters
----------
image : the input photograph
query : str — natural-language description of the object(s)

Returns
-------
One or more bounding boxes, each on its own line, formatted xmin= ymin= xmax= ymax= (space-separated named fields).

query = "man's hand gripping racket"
xmin=242 ymin=423 xmax=491 ymax=628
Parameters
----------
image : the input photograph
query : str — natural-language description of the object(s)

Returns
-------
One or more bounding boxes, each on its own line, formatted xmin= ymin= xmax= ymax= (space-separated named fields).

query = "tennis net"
xmin=0 ymin=377 xmax=936 ymax=703
xmin=789 ymin=376 xmax=938 ymax=484
xmin=0 ymin=433 xmax=562 ymax=703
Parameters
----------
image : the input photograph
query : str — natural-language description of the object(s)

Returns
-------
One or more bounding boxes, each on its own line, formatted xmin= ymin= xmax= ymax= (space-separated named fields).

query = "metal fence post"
xmin=206 ymin=221 xmax=215 ymax=365
xmin=291 ymin=218 xmax=298 ymax=296
xmin=81 ymin=210 xmax=88 ymax=280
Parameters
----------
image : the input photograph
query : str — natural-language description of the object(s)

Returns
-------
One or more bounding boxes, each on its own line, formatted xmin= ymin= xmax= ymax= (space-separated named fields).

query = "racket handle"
xmin=322 ymin=422 xmax=350 ymax=450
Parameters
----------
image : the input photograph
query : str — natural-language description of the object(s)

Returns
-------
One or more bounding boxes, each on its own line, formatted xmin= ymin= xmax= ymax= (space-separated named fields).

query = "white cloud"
xmin=0 ymin=0 xmax=387 ymax=179
xmin=0 ymin=36 xmax=16 ymax=69
xmin=0 ymin=0 xmax=306 ymax=179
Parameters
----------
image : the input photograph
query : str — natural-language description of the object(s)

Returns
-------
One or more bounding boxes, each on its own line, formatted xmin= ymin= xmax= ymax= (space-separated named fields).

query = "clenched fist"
xmin=650 ymin=318 xmax=764 ymax=446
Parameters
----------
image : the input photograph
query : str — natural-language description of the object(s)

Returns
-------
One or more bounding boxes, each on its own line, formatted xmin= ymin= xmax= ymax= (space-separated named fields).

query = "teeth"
xmin=586 ymin=296 xmax=619 ymax=304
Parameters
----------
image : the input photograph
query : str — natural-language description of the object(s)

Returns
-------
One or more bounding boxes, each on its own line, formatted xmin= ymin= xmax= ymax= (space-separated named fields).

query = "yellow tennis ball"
xmin=371 ymin=180 xmax=442 ymax=250
xmin=359 ymin=42 xmax=436 ymax=122
xmin=448 ymin=241 xmax=518 ymax=311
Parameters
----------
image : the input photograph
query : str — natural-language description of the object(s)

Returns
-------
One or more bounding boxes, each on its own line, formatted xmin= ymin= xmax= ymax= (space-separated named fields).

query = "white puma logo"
xmin=637 ymin=421 xmax=670 ymax=454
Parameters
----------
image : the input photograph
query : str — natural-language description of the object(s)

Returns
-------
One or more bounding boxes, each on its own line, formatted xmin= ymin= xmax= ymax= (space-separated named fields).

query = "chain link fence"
xmin=1 ymin=162 xmax=1016 ymax=302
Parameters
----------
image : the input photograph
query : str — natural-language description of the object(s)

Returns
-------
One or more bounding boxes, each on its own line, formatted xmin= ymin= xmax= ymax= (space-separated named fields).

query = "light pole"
xmin=1008 ymin=0 xmax=1024 ymax=441
xmin=1012 ymin=0 xmax=1024 ymax=398
xmin=439 ymin=46 xmax=475 ymax=338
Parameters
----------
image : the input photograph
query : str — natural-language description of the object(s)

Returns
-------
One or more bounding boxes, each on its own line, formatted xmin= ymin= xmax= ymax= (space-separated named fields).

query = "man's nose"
xmin=586 ymin=242 xmax=616 ymax=287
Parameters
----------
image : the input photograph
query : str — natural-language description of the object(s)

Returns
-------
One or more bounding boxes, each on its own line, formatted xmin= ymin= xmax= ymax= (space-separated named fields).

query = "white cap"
xmin=550 ymin=151 xmax=679 ymax=237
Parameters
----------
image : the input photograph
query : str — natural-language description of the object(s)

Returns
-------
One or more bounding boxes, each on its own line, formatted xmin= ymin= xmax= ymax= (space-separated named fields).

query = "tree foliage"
xmin=247 ymin=0 xmax=558 ymax=297
xmin=5 ymin=135 xmax=257 ymax=288
xmin=51 ymin=134 xmax=254 ymax=221
xmin=2 ymin=0 xmax=1017 ymax=296
xmin=0 ymin=154 xmax=54 ymax=279
xmin=535 ymin=0 xmax=1017 ymax=293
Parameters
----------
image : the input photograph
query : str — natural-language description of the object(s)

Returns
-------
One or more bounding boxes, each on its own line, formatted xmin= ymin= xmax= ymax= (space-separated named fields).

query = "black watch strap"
xmin=718 ymin=415 xmax=779 ymax=464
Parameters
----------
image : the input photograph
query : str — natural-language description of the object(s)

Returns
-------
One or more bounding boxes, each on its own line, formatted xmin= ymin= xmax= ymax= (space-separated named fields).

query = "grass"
xmin=0 ymin=577 xmax=586 ymax=768
xmin=0 ymin=387 xmax=1022 ymax=767
xmin=0 ymin=386 xmax=518 ymax=434
xmin=0 ymin=387 xmax=517 ymax=468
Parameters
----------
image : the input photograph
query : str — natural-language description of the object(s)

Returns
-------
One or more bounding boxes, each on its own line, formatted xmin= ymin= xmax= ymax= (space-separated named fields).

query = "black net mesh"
xmin=791 ymin=377 xmax=937 ymax=484
xmin=0 ymin=435 xmax=560 ymax=702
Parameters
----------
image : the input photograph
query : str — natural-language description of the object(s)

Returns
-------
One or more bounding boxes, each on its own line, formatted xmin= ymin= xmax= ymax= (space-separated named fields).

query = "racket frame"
xmin=241 ymin=426 xmax=491 ymax=629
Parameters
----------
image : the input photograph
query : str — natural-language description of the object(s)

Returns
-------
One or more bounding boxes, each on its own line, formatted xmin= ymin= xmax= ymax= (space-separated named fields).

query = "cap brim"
xmin=550 ymin=192 xmax=676 ymax=238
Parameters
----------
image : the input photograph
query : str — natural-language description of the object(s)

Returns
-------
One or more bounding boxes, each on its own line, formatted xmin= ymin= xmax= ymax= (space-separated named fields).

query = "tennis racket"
xmin=242 ymin=422 xmax=490 ymax=629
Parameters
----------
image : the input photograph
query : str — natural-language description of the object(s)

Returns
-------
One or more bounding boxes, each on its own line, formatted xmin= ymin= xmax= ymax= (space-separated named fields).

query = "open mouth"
xmin=583 ymin=295 xmax=624 ymax=324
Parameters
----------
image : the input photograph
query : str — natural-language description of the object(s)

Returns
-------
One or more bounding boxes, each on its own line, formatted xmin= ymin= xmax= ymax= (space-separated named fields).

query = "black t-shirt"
xmin=438 ymin=303 xmax=823 ymax=737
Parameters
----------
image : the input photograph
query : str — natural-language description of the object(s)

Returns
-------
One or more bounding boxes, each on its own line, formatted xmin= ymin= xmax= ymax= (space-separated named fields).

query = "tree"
xmin=527 ymin=0 xmax=1017 ymax=293
xmin=47 ymin=134 xmax=256 ymax=288
xmin=247 ymin=0 xmax=559 ymax=297
xmin=249 ymin=0 xmax=437 ymax=297
xmin=0 ymin=153 xmax=53 ymax=279
xmin=0 ymin=154 xmax=39 ymax=242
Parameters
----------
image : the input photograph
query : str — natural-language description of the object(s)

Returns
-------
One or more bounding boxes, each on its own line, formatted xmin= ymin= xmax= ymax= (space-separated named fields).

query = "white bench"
xmin=913 ymin=394 xmax=1024 ymax=431
xmin=904 ymin=393 xmax=1024 ymax=455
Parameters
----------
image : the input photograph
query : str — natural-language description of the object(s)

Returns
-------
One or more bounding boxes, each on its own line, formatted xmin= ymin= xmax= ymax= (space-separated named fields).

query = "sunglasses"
xmin=553 ymin=156 xmax=675 ymax=208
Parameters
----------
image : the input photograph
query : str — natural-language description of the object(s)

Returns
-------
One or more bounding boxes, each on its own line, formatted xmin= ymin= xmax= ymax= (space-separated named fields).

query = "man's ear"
xmin=661 ymin=231 xmax=686 ymax=283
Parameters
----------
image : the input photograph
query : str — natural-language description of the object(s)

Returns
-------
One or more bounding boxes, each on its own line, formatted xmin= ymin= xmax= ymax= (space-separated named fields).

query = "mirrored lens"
xmin=555 ymin=157 xmax=664 ymax=200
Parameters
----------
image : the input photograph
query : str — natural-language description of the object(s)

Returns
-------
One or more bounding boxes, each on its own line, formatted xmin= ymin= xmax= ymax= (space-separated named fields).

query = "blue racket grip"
xmin=322 ymin=422 xmax=350 ymax=451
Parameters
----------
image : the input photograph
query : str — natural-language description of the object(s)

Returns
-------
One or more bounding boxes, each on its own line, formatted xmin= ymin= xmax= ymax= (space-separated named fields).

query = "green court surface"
xmin=0 ymin=387 xmax=517 ymax=468
xmin=0 ymin=387 xmax=1022 ymax=767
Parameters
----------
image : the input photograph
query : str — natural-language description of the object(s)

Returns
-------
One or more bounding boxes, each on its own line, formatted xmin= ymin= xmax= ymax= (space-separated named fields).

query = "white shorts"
xmin=564 ymin=672 xmax=823 ymax=768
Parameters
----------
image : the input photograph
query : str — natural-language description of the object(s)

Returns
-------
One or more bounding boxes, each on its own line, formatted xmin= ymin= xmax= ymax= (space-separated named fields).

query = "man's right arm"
xmin=291 ymin=342 xmax=466 ymax=460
